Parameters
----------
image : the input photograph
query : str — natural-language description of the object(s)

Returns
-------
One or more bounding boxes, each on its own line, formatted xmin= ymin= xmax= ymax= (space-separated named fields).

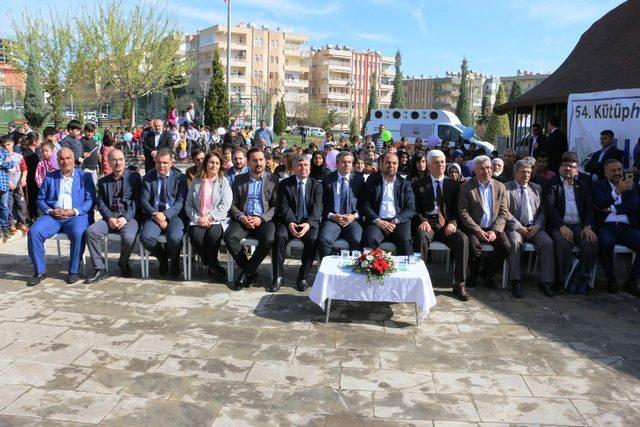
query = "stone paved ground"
xmin=1 ymin=237 xmax=640 ymax=426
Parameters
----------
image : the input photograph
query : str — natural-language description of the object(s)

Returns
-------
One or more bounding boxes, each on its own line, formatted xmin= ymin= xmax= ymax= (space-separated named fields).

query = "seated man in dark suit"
xmin=413 ymin=149 xmax=469 ymax=300
xmin=223 ymin=147 xmax=279 ymax=290
xmin=458 ymin=155 xmax=511 ymax=288
xmin=139 ymin=148 xmax=188 ymax=278
xmin=85 ymin=149 xmax=141 ymax=283
xmin=27 ymin=148 xmax=95 ymax=286
xmin=317 ymin=151 xmax=365 ymax=259
xmin=585 ymin=130 xmax=624 ymax=181
xmin=542 ymin=152 xmax=598 ymax=293
xmin=592 ymin=159 xmax=640 ymax=295
xmin=360 ymin=153 xmax=415 ymax=255
xmin=272 ymin=155 xmax=323 ymax=292
xmin=142 ymin=119 xmax=173 ymax=172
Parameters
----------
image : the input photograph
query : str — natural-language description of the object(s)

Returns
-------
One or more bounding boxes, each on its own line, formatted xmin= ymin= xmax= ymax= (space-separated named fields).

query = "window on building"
xmin=254 ymin=54 xmax=262 ymax=62
xmin=198 ymin=33 xmax=215 ymax=47
xmin=254 ymin=37 xmax=263 ymax=46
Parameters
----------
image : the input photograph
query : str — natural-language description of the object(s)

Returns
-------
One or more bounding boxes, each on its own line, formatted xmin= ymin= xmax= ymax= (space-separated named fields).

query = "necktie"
xmin=159 ymin=176 xmax=168 ymax=212
xmin=435 ymin=180 xmax=446 ymax=226
xmin=340 ymin=177 xmax=349 ymax=214
xmin=296 ymin=181 xmax=306 ymax=221
xmin=519 ymin=186 xmax=531 ymax=225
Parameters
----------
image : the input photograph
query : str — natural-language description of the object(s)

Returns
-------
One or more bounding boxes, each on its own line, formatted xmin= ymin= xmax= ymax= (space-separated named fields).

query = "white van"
xmin=365 ymin=109 xmax=495 ymax=153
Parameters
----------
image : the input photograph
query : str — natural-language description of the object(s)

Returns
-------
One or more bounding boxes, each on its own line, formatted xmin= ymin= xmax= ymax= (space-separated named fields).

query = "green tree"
xmin=455 ymin=57 xmax=473 ymax=127
xmin=508 ymin=81 xmax=522 ymax=102
xmin=361 ymin=73 xmax=378 ymax=135
xmin=389 ymin=50 xmax=406 ymax=109
xmin=484 ymin=83 xmax=511 ymax=143
xmin=273 ymin=98 xmax=287 ymax=136
xmin=478 ymin=96 xmax=490 ymax=123
xmin=322 ymin=109 xmax=338 ymax=132
xmin=77 ymin=1 xmax=193 ymax=126
xmin=349 ymin=117 xmax=359 ymax=143
xmin=77 ymin=104 xmax=85 ymax=126
xmin=166 ymin=88 xmax=176 ymax=117
xmin=122 ymin=98 xmax=132 ymax=123
xmin=9 ymin=9 xmax=82 ymax=127
xmin=23 ymin=53 xmax=49 ymax=128
xmin=306 ymin=102 xmax=326 ymax=127
xmin=203 ymin=50 xmax=229 ymax=128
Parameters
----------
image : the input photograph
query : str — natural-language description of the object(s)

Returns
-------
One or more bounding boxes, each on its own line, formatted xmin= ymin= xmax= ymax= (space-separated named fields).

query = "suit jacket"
xmin=591 ymin=178 xmax=639 ymax=228
xmin=542 ymin=128 xmax=568 ymax=172
xmin=584 ymin=146 xmax=624 ymax=180
xmin=321 ymin=171 xmax=365 ymax=220
xmin=412 ymin=176 xmax=459 ymax=227
xmin=529 ymin=133 xmax=547 ymax=157
xmin=142 ymin=131 xmax=173 ymax=169
xmin=37 ymin=169 xmax=95 ymax=215
xmin=140 ymin=167 xmax=188 ymax=220
xmin=359 ymin=173 xmax=415 ymax=225
xmin=229 ymin=171 xmax=279 ymax=223
xmin=96 ymin=170 xmax=141 ymax=222
xmin=276 ymin=175 xmax=323 ymax=229
xmin=458 ymin=177 xmax=509 ymax=234
xmin=504 ymin=180 xmax=545 ymax=232
xmin=542 ymin=175 xmax=593 ymax=229
xmin=185 ymin=176 xmax=233 ymax=226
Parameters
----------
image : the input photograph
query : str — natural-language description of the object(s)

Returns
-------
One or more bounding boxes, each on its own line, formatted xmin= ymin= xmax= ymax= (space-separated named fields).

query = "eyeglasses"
xmin=562 ymin=164 xmax=578 ymax=169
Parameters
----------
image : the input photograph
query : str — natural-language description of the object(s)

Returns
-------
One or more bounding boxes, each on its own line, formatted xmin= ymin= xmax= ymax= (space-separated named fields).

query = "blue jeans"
xmin=0 ymin=190 xmax=9 ymax=228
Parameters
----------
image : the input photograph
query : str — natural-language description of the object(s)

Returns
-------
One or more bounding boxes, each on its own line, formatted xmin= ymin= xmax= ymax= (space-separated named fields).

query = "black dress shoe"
xmin=607 ymin=279 xmax=619 ymax=294
xmin=26 ymin=273 xmax=46 ymax=287
xmin=66 ymin=274 xmax=81 ymax=285
xmin=242 ymin=273 xmax=257 ymax=288
xmin=296 ymin=278 xmax=308 ymax=292
xmin=85 ymin=269 xmax=108 ymax=284
xmin=120 ymin=264 xmax=132 ymax=278
xmin=511 ymin=280 xmax=524 ymax=298
xmin=270 ymin=277 xmax=283 ymax=293
xmin=453 ymin=283 xmax=470 ymax=301
xmin=623 ymin=279 xmax=640 ymax=296
xmin=539 ymin=282 xmax=554 ymax=297
xmin=159 ymin=255 xmax=169 ymax=275
xmin=482 ymin=274 xmax=496 ymax=289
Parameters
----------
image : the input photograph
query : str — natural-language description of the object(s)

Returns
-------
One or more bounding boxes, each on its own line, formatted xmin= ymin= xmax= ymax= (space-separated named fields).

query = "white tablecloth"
xmin=309 ymin=256 xmax=437 ymax=319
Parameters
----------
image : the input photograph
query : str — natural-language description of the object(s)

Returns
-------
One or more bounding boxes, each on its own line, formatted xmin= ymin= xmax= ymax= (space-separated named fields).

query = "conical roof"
xmin=494 ymin=0 xmax=640 ymax=113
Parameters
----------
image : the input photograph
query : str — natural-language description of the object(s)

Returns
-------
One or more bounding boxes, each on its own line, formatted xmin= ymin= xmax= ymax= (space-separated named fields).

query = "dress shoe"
xmin=8 ymin=226 xmax=16 ymax=234
xmin=232 ymin=272 xmax=255 ymax=290
xmin=16 ymin=224 xmax=28 ymax=233
xmin=1 ymin=228 xmax=11 ymax=239
xmin=270 ymin=277 xmax=283 ymax=293
xmin=159 ymin=255 xmax=169 ymax=275
xmin=26 ymin=273 xmax=46 ymax=287
xmin=511 ymin=280 xmax=524 ymax=298
xmin=623 ymin=278 xmax=640 ymax=297
xmin=482 ymin=273 xmax=496 ymax=289
xmin=539 ymin=282 xmax=554 ymax=297
xmin=120 ymin=264 xmax=132 ymax=278
xmin=66 ymin=274 xmax=81 ymax=285
xmin=607 ymin=279 xmax=619 ymax=294
xmin=296 ymin=278 xmax=308 ymax=292
xmin=85 ymin=269 xmax=108 ymax=284
xmin=243 ymin=273 xmax=257 ymax=288
xmin=453 ymin=283 xmax=470 ymax=301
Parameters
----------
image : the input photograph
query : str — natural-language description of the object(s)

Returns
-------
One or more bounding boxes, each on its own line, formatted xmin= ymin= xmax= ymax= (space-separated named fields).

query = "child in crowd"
xmin=1 ymin=137 xmax=28 ymax=234
xmin=35 ymin=141 xmax=58 ymax=187
xmin=0 ymin=139 xmax=14 ymax=239
xmin=80 ymin=123 xmax=99 ymax=184
xmin=354 ymin=157 xmax=365 ymax=174
xmin=100 ymin=130 xmax=115 ymax=176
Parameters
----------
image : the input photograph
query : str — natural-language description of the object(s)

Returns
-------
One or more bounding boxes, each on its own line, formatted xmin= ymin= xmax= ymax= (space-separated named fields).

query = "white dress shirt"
xmin=154 ymin=132 xmax=161 ymax=148
xmin=604 ymin=181 xmax=630 ymax=224
xmin=478 ymin=181 xmax=493 ymax=228
xmin=379 ymin=176 xmax=397 ymax=219
xmin=518 ymin=184 xmax=533 ymax=226
xmin=561 ymin=178 xmax=580 ymax=225
xmin=56 ymin=174 xmax=74 ymax=210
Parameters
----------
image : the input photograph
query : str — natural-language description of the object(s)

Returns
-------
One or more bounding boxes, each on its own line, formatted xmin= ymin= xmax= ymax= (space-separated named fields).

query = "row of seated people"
xmin=25 ymin=147 xmax=640 ymax=303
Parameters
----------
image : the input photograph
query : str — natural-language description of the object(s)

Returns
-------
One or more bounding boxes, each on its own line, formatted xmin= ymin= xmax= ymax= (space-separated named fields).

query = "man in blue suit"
xmin=27 ymin=148 xmax=95 ymax=286
xmin=139 ymin=148 xmax=188 ymax=278
xmin=585 ymin=130 xmax=624 ymax=181
xmin=592 ymin=158 xmax=640 ymax=295
xmin=317 ymin=151 xmax=365 ymax=259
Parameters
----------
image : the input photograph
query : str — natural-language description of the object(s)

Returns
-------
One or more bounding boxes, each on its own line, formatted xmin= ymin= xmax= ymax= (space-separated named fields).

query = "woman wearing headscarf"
xmin=310 ymin=150 xmax=330 ymax=180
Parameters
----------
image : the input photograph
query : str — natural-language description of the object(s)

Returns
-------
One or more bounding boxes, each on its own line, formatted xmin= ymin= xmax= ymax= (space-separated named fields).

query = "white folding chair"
xmin=480 ymin=244 xmax=508 ymax=288
xmin=226 ymin=238 xmax=259 ymax=283
xmin=140 ymin=234 xmax=189 ymax=280
xmin=52 ymin=233 xmax=87 ymax=275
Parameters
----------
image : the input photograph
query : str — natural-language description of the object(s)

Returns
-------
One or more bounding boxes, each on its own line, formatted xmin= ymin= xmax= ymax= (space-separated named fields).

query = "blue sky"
xmin=0 ymin=0 xmax=626 ymax=77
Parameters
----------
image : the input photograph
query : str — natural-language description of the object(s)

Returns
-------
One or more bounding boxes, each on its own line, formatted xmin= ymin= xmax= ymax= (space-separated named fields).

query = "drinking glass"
xmin=412 ymin=252 xmax=421 ymax=264
xmin=340 ymin=249 xmax=350 ymax=259
xmin=352 ymin=250 xmax=361 ymax=260
xmin=363 ymin=247 xmax=372 ymax=254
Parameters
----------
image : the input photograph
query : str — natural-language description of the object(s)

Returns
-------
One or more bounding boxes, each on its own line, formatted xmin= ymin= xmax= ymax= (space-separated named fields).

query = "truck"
xmin=364 ymin=109 xmax=495 ymax=154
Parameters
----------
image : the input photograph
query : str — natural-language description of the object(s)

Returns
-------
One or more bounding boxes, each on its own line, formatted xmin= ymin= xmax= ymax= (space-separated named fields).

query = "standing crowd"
xmin=2 ymin=115 xmax=639 ymax=302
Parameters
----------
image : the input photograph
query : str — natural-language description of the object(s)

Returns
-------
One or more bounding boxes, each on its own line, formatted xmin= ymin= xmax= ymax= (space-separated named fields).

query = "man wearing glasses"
xmin=542 ymin=152 xmax=598 ymax=294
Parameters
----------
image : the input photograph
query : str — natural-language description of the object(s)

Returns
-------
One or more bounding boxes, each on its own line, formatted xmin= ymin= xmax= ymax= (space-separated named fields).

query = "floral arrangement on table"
xmin=350 ymin=249 xmax=396 ymax=283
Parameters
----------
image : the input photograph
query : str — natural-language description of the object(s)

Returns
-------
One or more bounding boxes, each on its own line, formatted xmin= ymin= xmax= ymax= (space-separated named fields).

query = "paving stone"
xmin=155 ymin=356 xmax=253 ymax=381
xmin=571 ymin=398 xmax=640 ymax=426
xmin=373 ymin=391 xmax=479 ymax=422
xmin=432 ymin=372 xmax=531 ymax=397
xmin=0 ymin=384 xmax=29 ymax=411
xmin=208 ymin=340 xmax=295 ymax=363
xmin=72 ymin=346 xmax=167 ymax=372
xmin=473 ymin=395 xmax=584 ymax=425
xmin=414 ymin=336 xmax=497 ymax=354
xmin=341 ymin=368 xmax=435 ymax=392
xmin=0 ymin=322 xmax=67 ymax=342
xmin=38 ymin=311 xmax=116 ymax=329
xmin=0 ymin=361 xmax=92 ymax=389
xmin=101 ymin=396 xmax=219 ymax=426
xmin=524 ymin=375 xmax=629 ymax=400
xmin=128 ymin=334 xmax=217 ymax=358
xmin=0 ymin=341 xmax=89 ymax=365
xmin=54 ymin=329 xmax=140 ymax=348
xmin=78 ymin=368 xmax=189 ymax=399
xmin=169 ymin=378 xmax=276 ymax=408
xmin=379 ymin=350 xmax=468 ymax=373
xmin=245 ymin=362 xmax=340 ymax=388
xmin=491 ymin=338 xmax=581 ymax=357
xmin=1 ymin=389 xmax=121 ymax=424
xmin=463 ymin=355 xmax=556 ymax=375
xmin=293 ymin=346 xmax=347 ymax=367
xmin=211 ymin=406 xmax=326 ymax=426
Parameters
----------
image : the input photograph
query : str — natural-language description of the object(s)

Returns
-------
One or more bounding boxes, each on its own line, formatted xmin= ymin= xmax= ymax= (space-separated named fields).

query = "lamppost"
xmin=200 ymin=80 xmax=209 ymax=121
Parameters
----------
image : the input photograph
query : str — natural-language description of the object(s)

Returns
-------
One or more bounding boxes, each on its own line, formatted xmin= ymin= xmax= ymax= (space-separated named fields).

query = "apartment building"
xmin=0 ymin=39 xmax=26 ymax=104
xmin=309 ymin=45 xmax=394 ymax=130
xmin=500 ymin=70 xmax=549 ymax=100
xmin=403 ymin=76 xmax=434 ymax=109
xmin=185 ymin=22 xmax=309 ymax=124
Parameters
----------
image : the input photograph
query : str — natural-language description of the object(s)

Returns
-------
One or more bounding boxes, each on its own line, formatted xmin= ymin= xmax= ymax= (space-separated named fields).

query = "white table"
xmin=309 ymin=256 xmax=437 ymax=325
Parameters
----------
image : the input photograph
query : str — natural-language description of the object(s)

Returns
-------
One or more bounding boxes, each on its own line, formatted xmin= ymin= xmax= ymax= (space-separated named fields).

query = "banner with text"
xmin=568 ymin=88 xmax=640 ymax=168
